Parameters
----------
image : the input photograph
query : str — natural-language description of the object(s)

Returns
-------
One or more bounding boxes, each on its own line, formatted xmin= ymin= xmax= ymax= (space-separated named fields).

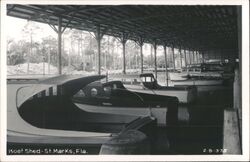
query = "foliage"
xmin=7 ymin=21 xmax=171 ymax=73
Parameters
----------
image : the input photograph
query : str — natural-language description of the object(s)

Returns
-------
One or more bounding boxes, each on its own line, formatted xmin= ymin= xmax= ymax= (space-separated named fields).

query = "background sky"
xmin=6 ymin=16 xmax=56 ymax=41
xmin=6 ymin=15 xmax=163 ymax=57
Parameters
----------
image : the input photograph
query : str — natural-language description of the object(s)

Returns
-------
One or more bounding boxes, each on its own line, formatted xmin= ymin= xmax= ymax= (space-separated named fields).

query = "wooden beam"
xmin=195 ymin=51 xmax=199 ymax=63
xmin=94 ymin=25 xmax=104 ymax=75
xmin=201 ymin=51 xmax=205 ymax=63
xmin=153 ymin=41 xmax=157 ymax=79
xmin=120 ymin=32 xmax=128 ymax=74
xmin=184 ymin=49 xmax=187 ymax=68
xmin=58 ymin=17 xmax=62 ymax=75
xmin=192 ymin=51 xmax=195 ymax=64
xmin=7 ymin=5 xmax=238 ymax=57
xmin=137 ymin=36 xmax=144 ymax=74
xmin=163 ymin=45 xmax=169 ymax=86
xmin=171 ymin=46 xmax=175 ymax=70
xmin=189 ymin=49 xmax=192 ymax=65
xmin=179 ymin=47 xmax=182 ymax=69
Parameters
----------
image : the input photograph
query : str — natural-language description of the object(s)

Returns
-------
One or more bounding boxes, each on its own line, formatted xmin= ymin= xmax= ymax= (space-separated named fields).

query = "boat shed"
xmin=6 ymin=5 xmax=241 ymax=77
xmin=5 ymin=3 xmax=247 ymax=156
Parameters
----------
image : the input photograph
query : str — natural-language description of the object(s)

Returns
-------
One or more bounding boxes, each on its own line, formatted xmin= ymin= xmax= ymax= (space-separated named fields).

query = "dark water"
xmin=154 ymin=72 xmax=234 ymax=154
xmin=168 ymin=85 xmax=233 ymax=154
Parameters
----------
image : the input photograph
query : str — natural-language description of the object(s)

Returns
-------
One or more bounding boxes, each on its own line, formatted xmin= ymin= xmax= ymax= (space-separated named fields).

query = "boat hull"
xmin=125 ymin=84 xmax=197 ymax=104
xmin=75 ymin=103 xmax=167 ymax=127
xmin=109 ymin=73 xmax=197 ymax=104
xmin=7 ymin=75 xmax=157 ymax=155
xmin=171 ymin=79 xmax=224 ymax=86
xmin=169 ymin=72 xmax=189 ymax=81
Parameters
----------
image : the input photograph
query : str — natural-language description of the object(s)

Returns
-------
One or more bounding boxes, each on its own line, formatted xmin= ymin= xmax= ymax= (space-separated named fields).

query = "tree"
xmin=22 ymin=21 xmax=41 ymax=73
xmin=7 ymin=40 xmax=29 ymax=65
xmin=41 ymin=36 xmax=57 ymax=73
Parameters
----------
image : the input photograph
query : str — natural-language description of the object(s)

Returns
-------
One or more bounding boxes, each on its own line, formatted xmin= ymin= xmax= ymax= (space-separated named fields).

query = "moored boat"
xmin=171 ymin=79 xmax=224 ymax=86
xmin=169 ymin=63 xmax=227 ymax=86
xmin=73 ymin=79 xmax=179 ymax=127
xmin=7 ymin=75 xmax=157 ymax=155
xmin=108 ymin=73 xmax=197 ymax=104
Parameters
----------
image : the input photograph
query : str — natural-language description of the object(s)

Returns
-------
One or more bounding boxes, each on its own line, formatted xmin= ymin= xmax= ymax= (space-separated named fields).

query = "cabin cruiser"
xmin=73 ymin=78 xmax=179 ymax=127
xmin=108 ymin=73 xmax=197 ymax=104
xmin=7 ymin=75 xmax=157 ymax=155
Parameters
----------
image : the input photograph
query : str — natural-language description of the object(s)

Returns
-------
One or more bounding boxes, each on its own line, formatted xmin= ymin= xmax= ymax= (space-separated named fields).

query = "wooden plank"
xmin=223 ymin=109 xmax=241 ymax=154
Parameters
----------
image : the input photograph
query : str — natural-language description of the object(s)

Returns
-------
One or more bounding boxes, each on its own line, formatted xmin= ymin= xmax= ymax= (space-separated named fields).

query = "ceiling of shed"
xmin=7 ymin=4 xmax=239 ymax=51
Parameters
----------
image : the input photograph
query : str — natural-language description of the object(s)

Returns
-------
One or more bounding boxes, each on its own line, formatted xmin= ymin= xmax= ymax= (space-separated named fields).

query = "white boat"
xmin=169 ymin=72 xmax=189 ymax=81
xmin=171 ymin=79 xmax=224 ymax=86
xmin=169 ymin=63 xmax=225 ymax=86
xmin=108 ymin=73 xmax=197 ymax=104
xmin=7 ymin=75 xmax=156 ymax=155
xmin=73 ymin=80 xmax=179 ymax=127
xmin=188 ymin=72 xmax=222 ymax=78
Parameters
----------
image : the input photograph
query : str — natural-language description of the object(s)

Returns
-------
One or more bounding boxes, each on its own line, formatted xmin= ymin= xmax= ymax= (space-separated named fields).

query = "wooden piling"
xmin=223 ymin=109 xmax=241 ymax=154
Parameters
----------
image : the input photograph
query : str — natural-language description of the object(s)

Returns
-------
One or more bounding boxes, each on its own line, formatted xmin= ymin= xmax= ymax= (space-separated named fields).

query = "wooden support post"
xmin=58 ymin=17 xmax=62 ymax=75
xmin=197 ymin=51 xmax=199 ymax=63
xmin=234 ymin=67 xmax=241 ymax=110
xmin=138 ymin=37 xmax=144 ymax=74
xmin=150 ymin=45 xmax=153 ymax=68
xmin=48 ymin=46 xmax=51 ymax=74
xmin=196 ymin=51 xmax=198 ymax=63
xmin=200 ymin=51 xmax=202 ymax=63
xmin=121 ymin=33 xmax=128 ymax=74
xmin=163 ymin=45 xmax=169 ymax=86
xmin=153 ymin=42 xmax=157 ymax=79
xmin=122 ymin=41 xmax=126 ymax=74
xmin=47 ymin=17 xmax=71 ymax=75
xmin=198 ymin=51 xmax=201 ymax=63
xmin=184 ymin=49 xmax=187 ymax=68
xmin=179 ymin=48 xmax=182 ymax=69
xmin=171 ymin=46 xmax=175 ymax=70
xmin=199 ymin=51 xmax=201 ymax=63
xmin=194 ymin=51 xmax=197 ymax=64
xmin=27 ymin=32 xmax=33 ymax=74
xmin=189 ymin=49 xmax=192 ymax=65
xmin=191 ymin=50 xmax=193 ymax=64
xmin=201 ymin=51 xmax=204 ymax=63
xmin=196 ymin=51 xmax=199 ymax=63
xmin=97 ymin=26 xmax=101 ymax=74
xmin=140 ymin=45 xmax=143 ymax=73
xmin=190 ymin=50 xmax=192 ymax=64
xmin=202 ymin=51 xmax=205 ymax=63
xmin=192 ymin=51 xmax=195 ymax=64
xmin=94 ymin=25 xmax=106 ymax=75
xmin=94 ymin=25 xmax=102 ymax=75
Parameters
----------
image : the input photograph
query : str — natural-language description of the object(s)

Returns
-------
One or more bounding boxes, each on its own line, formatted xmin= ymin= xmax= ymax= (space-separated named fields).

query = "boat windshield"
xmin=139 ymin=75 xmax=160 ymax=90
xmin=141 ymin=76 xmax=155 ymax=83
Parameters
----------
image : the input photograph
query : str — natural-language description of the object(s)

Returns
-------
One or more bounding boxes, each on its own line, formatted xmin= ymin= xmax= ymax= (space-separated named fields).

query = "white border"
xmin=1 ymin=0 xmax=249 ymax=161
xmin=0 ymin=0 xmax=246 ymax=5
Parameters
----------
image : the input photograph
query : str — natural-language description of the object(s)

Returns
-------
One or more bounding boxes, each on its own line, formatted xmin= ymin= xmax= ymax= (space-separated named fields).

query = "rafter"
xmin=6 ymin=4 xmax=238 ymax=52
